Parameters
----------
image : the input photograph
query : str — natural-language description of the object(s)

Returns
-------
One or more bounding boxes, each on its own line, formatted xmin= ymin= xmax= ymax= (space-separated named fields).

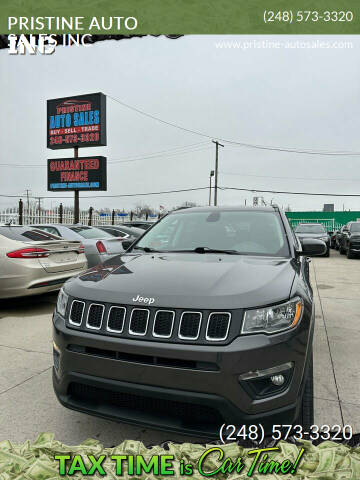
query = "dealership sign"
xmin=47 ymin=156 xmax=107 ymax=191
xmin=47 ymin=92 xmax=106 ymax=149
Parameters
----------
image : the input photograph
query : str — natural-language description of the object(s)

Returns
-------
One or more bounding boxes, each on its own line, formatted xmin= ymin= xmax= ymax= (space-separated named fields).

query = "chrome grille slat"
xmin=107 ymin=306 xmax=126 ymax=333
xmin=86 ymin=303 xmax=104 ymax=330
xmin=153 ymin=310 xmax=175 ymax=338
xmin=69 ymin=300 xmax=85 ymax=326
xmin=178 ymin=312 xmax=202 ymax=340
xmin=206 ymin=312 xmax=231 ymax=341
xmin=129 ymin=308 xmax=149 ymax=336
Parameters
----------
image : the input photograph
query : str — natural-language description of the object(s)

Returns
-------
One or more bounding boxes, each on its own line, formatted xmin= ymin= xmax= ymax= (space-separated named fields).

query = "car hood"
xmin=65 ymin=253 xmax=296 ymax=309
xmin=296 ymin=233 xmax=328 ymax=239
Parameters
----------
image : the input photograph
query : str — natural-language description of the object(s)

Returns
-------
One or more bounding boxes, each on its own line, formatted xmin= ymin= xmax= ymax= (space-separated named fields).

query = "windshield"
xmin=134 ymin=210 xmax=289 ymax=256
xmin=70 ymin=226 xmax=113 ymax=239
xmin=350 ymin=223 xmax=360 ymax=233
xmin=295 ymin=224 xmax=326 ymax=234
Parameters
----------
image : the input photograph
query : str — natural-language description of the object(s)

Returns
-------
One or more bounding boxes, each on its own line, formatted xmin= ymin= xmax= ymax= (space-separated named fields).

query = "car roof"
xmin=31 ymin=224 xmax=94 ymax=228
xmin=170 ymin=205 xmax=278 ymax=215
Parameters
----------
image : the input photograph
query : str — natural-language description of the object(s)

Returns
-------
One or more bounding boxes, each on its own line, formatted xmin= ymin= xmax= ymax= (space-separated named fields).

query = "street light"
xmin=209 ymin=170 xmax=215 ymax=206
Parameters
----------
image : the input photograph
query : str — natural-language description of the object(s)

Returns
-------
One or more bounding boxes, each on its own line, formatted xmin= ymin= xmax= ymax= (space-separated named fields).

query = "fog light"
xmin=238 ymin=362 xmax=294 ymax=399
xmin=271 ymin=374 xmax=285 ymax=386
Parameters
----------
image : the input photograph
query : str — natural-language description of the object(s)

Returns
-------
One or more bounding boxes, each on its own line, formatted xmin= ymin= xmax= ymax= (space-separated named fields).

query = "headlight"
xmin=242 ymin=297 xmax=303 ymax=335
xmin=320 ymin=236 xmax=329 ymax=241
xmin=56 ymin=288 xmax=69 ymax=317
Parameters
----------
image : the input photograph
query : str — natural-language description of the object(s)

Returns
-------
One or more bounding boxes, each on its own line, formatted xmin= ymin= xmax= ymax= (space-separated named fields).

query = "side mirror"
xmin=122 ymin=239 xmax=134 ymax=250
xmin=297 ymin=238 xmax=327 ymax=256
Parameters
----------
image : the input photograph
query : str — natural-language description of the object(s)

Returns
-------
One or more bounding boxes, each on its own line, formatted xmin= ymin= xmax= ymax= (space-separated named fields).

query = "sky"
xmin=1 ymin=35 xmax=360 ymax=213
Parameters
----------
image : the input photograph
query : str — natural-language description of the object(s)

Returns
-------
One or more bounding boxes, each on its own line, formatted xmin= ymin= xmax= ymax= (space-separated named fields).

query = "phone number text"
xmin=49 ymin=132 xmax=100 ymax=145
xmin=219 ymin=424 xmax=353 ymax=443
xmin=264 ymin=10 xmax=354 ymax=24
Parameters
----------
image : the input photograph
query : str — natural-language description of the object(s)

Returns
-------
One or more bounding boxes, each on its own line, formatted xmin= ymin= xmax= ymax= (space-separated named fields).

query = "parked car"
xmin=294 ymin=223 xmax=330 ymax=257
xmin=95 ymin=225 xmax=144 ymax=241
xmin=338 ymin=221 xmax=360 ymax=258
xmin=53 ymin=206 xmax=326 ymax=436
xmin=123 ymin=221 xmax=155 ymax=230
xmin=0 ymin=225 xmax=87 ymax=299
xmin=31 ymin=224 xmax=126 ymax=268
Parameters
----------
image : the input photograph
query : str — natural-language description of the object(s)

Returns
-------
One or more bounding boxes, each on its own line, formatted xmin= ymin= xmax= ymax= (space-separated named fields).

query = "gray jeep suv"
xmin=52 ymin=206 xmax=325 ymax=437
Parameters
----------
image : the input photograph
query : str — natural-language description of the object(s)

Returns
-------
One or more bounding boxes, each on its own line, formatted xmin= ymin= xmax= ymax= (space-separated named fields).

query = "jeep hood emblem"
xmin=132 ymin=294 xmax=155 ymax=305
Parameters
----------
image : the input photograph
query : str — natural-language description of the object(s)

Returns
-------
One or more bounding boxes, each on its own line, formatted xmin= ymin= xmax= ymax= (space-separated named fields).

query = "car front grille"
xmin=65 ymin=299 xmax=239 ymax=345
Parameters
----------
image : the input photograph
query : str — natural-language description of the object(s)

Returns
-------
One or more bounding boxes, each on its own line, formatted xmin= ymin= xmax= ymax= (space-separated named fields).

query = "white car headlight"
xmin=242 ymin=297 xmax=303 ymax=335
xmin=320 ymin=236 xmax=329 ymax=241
xmin=57 ymin=288 xmax=69 ymax=317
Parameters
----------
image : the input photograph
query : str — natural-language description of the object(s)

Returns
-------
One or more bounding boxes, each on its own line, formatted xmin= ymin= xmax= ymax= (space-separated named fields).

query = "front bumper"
xmin=349 ymin=241 xmax=360 ymax=253
xmin=0 ymin=267 xmax=86 ymax=299
xmin=53 ymin=311 xmax=313 ymax=438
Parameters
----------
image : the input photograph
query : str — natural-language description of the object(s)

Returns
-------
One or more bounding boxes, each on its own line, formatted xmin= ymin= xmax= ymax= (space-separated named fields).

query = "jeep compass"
xmin=52 ymin=206 xmax=325 ymax=437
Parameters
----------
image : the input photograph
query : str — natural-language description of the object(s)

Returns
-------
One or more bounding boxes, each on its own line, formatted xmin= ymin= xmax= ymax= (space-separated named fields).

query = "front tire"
xmin=347 ymin=248 xmax=354 ymax=259
xmin=297 ymin=350 xmax=314 ymax=430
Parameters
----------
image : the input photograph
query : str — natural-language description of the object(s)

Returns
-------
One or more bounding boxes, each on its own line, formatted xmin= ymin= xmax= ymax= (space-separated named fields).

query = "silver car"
xmin=31 ymin=224 xmax=126 ymax=267
xmin=0 ymin=226 xmax=87 ymax=299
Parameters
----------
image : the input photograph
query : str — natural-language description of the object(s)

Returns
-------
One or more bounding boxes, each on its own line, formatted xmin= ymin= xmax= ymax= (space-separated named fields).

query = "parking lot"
xmin=0 ymin=249 xmax=359 ymax=446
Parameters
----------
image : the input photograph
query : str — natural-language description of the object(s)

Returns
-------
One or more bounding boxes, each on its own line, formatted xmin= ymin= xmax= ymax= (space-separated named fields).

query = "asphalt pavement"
xmin=0 ymin=249 xmax=359 ymax=446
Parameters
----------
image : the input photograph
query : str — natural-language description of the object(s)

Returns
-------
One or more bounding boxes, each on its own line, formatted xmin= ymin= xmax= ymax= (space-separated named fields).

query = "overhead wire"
xmin=107 ymin=94 xmax=360 ymax=156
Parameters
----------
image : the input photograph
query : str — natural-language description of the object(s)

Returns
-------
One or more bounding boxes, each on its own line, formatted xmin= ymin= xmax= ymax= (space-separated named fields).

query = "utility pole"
xmin=74 ymin=146 xmax=79 ymax=223
xmin=212 ymin=140 xmax=224 ymax=206
xmin=209 ymin=170 xmax=214 ymax=206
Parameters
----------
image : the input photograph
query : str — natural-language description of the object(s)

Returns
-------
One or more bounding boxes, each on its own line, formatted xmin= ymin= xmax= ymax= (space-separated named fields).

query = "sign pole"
xmin=74 ymin=146 xmax=79 ymax=223
xmin=212 ymin=140 xmax=224 ymax=207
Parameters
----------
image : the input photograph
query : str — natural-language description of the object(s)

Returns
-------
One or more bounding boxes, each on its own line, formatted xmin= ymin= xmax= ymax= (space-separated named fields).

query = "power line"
xmin=0 ymin=142 xmax=211 ymax=168
xmin=0 ymin=186 xmax=210 ymax=199
xmin=221 ymin=186 xmax=360 ymax=197
xmin=2 ymin=184 xmax=360 ymax=200
xmin=107 ymin=94 xmax=360 ymax=156
xmin=109 ymin=144 xmax=212 ymax=164
xmin=220 ymin=171 xmax=360 ymax=182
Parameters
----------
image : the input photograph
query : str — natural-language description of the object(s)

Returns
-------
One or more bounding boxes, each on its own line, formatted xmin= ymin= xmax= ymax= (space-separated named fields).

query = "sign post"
xmin=46 ymin=92 xmax=107 ymax=221
xmin=74 ymin=146 xmax=79 ymax=223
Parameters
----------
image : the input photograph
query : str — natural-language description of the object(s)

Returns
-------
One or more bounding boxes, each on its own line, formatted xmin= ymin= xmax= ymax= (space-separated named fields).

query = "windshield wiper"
xmin=132 ymin=246 xmax=160 ymax=253
xmin=170 ymin=247 xmax=240 ymax=255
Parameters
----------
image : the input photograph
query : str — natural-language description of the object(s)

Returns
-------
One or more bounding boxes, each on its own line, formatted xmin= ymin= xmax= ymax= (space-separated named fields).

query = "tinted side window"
xmin=0 ymin=227 xmax=58 ymax=241
xmin=33 ymin=226 xmax=62 ymax=236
